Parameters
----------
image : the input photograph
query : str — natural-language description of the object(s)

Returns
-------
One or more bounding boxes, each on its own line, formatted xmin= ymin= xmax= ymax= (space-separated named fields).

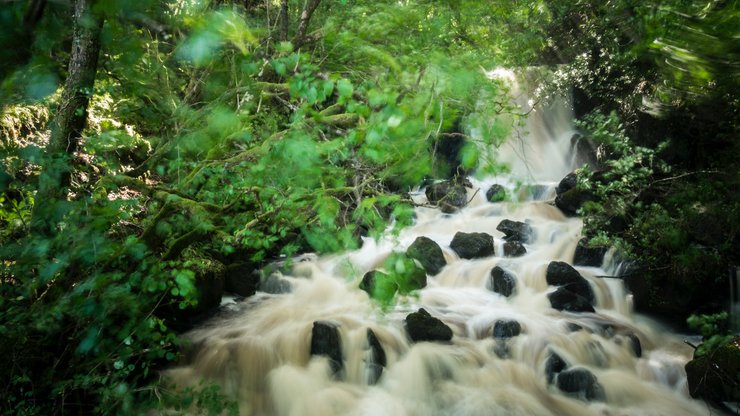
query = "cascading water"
xmin=166 ymin=72 xmax=710 ymax=416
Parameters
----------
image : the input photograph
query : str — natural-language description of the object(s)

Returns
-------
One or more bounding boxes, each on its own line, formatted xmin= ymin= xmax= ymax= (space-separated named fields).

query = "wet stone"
xmin=426 ymin=181 xmax=468 ymax=213
xmin=573 ymin=238 xmax=607 ymax=267
xmin=496 ymin=219 xmax=534 ymax=243
xmin=548 ymin=286 xmax=595 ymax=313
xmin=406 ymin=236 xmax=447 ymax=276
xmin=486 ymin=184 xmax=507 ymax=202
xmin=493 ymin=320 xmax=522 ymax=338
xmin=556 ymin=367 xmax=606 ymax=401
xmin=489 ymin=266 xmax=516 ymax=297
xmin=359 ymin=270 xmax=389 ymax=297
xmin=450 ymin=232 xmax=495 ymax=259
xmin=367 ymin=329 xmax=386 ymax=384
xmin=556 ymin=172 xmax=578 ymax=195
xmin=626 ymin=333 xmax=642 ymax=358
xmin=493 ymin=339 xmax=510 ymax=359
xmin=546 ymin=261 xmax=594 ymax=304
xmin=405 ymin=308 xmax=453 ymax=343
xmin=545 ymin=352 xmax=568 ymax=384
xmin=503 ymin=240 xmax=527 ymax=257
xmin=310 ymin=321 xmax=344 ymax=377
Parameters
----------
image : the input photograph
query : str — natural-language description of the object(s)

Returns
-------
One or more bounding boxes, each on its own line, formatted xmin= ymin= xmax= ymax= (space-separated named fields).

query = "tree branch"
xmin=292 ymin=0 xmax=321 ymax=50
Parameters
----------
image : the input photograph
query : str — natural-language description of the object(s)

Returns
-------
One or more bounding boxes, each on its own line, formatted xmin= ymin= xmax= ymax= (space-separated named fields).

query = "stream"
xmin=166 ymin=73 xmax=711 ymax=416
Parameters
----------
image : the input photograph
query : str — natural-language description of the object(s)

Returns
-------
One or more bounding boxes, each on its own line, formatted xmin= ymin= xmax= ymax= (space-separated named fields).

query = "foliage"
xmin=0 ymin=0 xmax=518 ymax=413
xmin=576 ymin=111 xmax=670 ymax=255
xmin=687 ymin=312 xmax=733 ymax=357
xmin=368 ymin=253 xmax=426 ymax=309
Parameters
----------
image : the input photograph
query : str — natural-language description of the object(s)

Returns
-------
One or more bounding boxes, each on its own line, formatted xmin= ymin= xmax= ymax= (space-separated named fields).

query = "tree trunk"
xmin=278 ymin=0 xmax=289 ymax=41
xmin=31 ymin=0 xmax=103 ymax=233
xmin=292 ymin=0 xmax=321 ymax=49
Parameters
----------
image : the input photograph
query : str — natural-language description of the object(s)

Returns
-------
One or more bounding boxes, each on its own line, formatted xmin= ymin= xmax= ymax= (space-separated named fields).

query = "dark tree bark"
xmin=31 ymin=0 xmax=103 ymax=232
xmin=278 ymin=0 xmax=289 ymax=41
xmin=292 ymin=0 xmax=321 ymax=49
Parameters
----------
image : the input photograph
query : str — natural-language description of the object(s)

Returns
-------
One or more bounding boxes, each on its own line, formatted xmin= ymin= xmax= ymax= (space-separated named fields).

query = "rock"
xmin=405 ymin=308 xmax=453 ymax=343
xmin=425 ymin=180 xmax=468 ymax=213
xmin=573 ymin=238 xmax=607 ymax=267
xmin=546 ymin=261 xmax=594 ymax=303
xmin=367 ymin=329 xmax=386 ymax=385
xmin=493 ymin=320 xmax=522 ymax=338
xmin=571 ymin=133 xmax=600 ymax=169
xmin=626 ymin=333 xmax=642 ymax=358
xmin=406 ymin=236 xmax=447 ymax=276
xmin=556 ymin=368 xmax=606 ymax=401
xmin=486 ymin=184 xmax=507 ymax=202
xmin=489 ymin=266 xmax=516 ymax=297
xmin=450 ymin=232 xmax=495 ymax=259
xmin=548 ymin=287 xmax=595 ymax=313
xmin=493 ymin=340 xmax=510 ymax=358
xmin=503 ymin=241 xmax=527 ymax=257
xmin=545 ymin=352 xmax=568 ymax=384
xmin=556 ymin=172 xmax=578 ymax=195
xmin=310 ymin=321 xmax=344 ymax=376
xmin=223 ymin=262 xmax=260 ymax=297
xmin=567 ymin=323 xmax=583 ymax=332
xmin=555 ymin=188 xmax=594 ymax=217
xmin=260 ymin=274 xmax=293 ymax=294
xmin=685 ymin=336 xmax=740 ymax=404
xmin=496 ymin=219 xmax=533 ymax=243
xmin=359 ymin=270 xmax=390 ymax=297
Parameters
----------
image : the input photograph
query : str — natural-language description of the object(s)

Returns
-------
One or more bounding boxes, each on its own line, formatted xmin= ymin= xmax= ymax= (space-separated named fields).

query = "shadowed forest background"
xmin=0 ymin=0 xmax=737 ymax=414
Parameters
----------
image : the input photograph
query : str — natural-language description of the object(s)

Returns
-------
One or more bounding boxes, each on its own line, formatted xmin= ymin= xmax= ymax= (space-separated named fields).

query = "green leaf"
xmin=337 ymin=79 xmax=353 ymax=99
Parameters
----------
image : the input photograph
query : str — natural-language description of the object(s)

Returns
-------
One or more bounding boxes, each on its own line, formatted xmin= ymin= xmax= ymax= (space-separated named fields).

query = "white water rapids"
xmin=166 ymin=75 xmax=711 ymax=416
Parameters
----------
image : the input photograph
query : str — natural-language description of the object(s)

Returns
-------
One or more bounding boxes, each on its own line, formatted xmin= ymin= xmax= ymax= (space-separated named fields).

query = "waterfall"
xmin=165 ymin=73 xmax=708 ymax=416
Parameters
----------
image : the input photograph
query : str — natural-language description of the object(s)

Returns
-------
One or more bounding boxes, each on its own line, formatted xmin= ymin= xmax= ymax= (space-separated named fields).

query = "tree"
xmin=31 ymin=0 xmax=103 ymax=234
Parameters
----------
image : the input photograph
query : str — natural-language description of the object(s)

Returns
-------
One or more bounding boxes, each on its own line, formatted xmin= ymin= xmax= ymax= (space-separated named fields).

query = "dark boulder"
xmin=426 ymin=180 xmax=468 ymax=213
xmin=450 ymin=232 xmax=495 ymax=259
xmin=503 ymin=241 xmax=527 ymax=257
xmin=548 ymin=287 xmax=595 ymax=313
xmin=367 ymin=329 xmax=386 ymax=385
xmin=260 ymin=274 xmax=293 ymax=294
xmin=573 ymin=238 xmax=607 ymax=267
xmin=359 ymin=270 xmax=390 ymax=297
xmin=493 ymin=320 xmax=522 ymax=338
xmin=486 ymin=184 xmax=507 ymax=202
xmin=570 ymin=133 xmax=600 ymax=170
xmin=556 ymin=368 xmax=606 ymax=401
xmin=406 ymin=236 xmax=446 ymax=276
xmin=489 ymin=266 xmax=517 ymax=297
xmin=223 ymin=262 xmax=260 ymax=297
xmin=555 ymin=188 xmax=595 ymax=217
xmin=193 ymin=261 xmax=226 ymax=313
xmin=546 ymin=261 xmax=594 ymax=303
xmin=626 ymin=333 xmax=642 ymax=358
xmin=556 ymin=172 xmax=578 ymax=195
xmin=405 ymin=308 xmax=453 ymax=343
xmin=545 ymin=352 xmax=568 ymax=384
xmin=311 ymin=321 xmax=344 ymax=376
xmin=496 ymin=219 xmax=533 ymax=243
xmin=493 ymin=340 xmax=510 ymax=359
xmin=685 ymin=336 xmax=740 ymax=404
